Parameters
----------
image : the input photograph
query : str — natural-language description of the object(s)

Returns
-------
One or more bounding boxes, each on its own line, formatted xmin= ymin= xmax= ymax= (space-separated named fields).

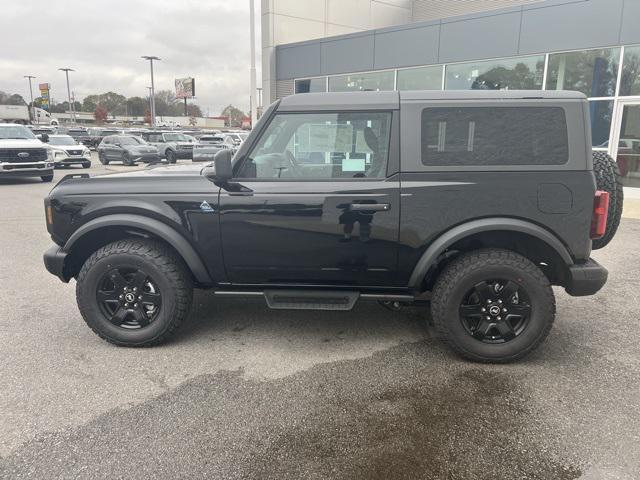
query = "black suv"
xmin=43 ymin=91 xmax=615 ymax=362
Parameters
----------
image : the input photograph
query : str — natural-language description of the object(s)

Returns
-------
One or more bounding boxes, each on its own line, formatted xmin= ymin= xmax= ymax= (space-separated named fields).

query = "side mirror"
xmin=203 ymin=149 xmax=233 ymax=185
xmin=38 ymin=133 xmax=49 ymax=143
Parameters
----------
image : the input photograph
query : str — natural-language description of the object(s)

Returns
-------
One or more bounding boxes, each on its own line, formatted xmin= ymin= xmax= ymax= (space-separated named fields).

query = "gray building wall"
xmin=273 ymin=0 xmax=640 ymax=90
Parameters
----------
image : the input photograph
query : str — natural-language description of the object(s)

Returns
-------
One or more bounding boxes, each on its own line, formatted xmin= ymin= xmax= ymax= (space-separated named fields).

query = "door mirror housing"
xmin=213 ymin=149 xmax=233 ymax=182
xmin=38 ymin=133 xmax=49 ymax=143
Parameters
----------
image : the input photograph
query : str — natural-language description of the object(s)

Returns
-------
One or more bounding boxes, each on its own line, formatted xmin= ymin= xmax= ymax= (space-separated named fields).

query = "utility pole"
xmin=249 ymin=0 xmax=257 ymax=128
xmin=58 ymin=68 xmax=75 ymax=123
xmin=24 ymin=75 xmax=36 ymax=124
xmin=142 ymin=56 xmax=160 ymax=128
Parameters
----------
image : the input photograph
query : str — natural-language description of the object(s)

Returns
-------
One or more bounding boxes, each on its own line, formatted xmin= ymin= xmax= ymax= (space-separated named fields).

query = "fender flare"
xmin=64 ymin=214 xmax=213 ymax=284
xmin=408 ymin=217 xmax=573 ymax=289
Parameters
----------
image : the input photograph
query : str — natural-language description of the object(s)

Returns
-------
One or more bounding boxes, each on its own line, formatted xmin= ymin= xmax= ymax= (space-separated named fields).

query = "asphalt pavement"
xmin=0 ymin=154 xmax=639 ymax=479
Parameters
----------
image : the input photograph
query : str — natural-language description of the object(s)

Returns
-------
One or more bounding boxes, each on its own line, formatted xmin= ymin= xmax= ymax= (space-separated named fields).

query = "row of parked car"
xmin=28 ymin=124 xmax=249 ymax=168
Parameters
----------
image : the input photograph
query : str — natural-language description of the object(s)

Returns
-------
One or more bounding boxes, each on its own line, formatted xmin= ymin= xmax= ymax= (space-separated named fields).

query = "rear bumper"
xmin=43 ymin=245 xmax=69 ymax=282
xmin=565 ymin=258 xmax=608 ymax=296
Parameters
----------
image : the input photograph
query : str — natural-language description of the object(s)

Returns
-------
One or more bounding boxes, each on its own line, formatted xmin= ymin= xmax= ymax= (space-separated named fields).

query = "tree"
xmin=0 ymin=91 xmax=26 ymax=105
xmin=82 ymin=92 xmax=126 ymax=114
xmin=94 ymin=105 xmax=108 ymax=124
xmin=186 ymin=103 xmax=202 ymax=117
xmin=126 ymin=96 xmax=148 ymax=117
xmin=221 ymin=105 xmax=246 ymax=127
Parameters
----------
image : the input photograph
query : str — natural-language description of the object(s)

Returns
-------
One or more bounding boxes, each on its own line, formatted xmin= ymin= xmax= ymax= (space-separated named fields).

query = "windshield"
xmin=49 ymin=136 xmax=77 ymax=146
xmin=120 ymin=136 xmax=146 ymax=145
xmin=101 ymin=130 xmax=120 ymax=136
xmin=0 ymin=125 xmax=36 ymax=140
xmin=163 ymin=133 xmax=188 ymax=142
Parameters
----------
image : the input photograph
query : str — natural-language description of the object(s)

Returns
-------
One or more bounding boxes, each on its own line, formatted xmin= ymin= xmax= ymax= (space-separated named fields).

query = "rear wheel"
xmin=76 ymin=239 xmax=193 ymax=347
xmin=592 ymin=151 xmax=623 ymax=249
xmin=41 ymin=174 xmax=54 ymax=182
xmin=431 ymin=249 xmax=555 ymax=363
xmin=165 ymin=150 xmax=176 ymax=164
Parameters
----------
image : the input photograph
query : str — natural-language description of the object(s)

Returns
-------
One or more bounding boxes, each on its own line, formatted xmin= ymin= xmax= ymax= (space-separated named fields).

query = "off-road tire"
xmin=41 ymin=174 xmax=54 ymax=182
xmin=76 ymin=239 xmax=193 ymax=347
xmin=98 ymin=152 xmax=109 ymax=165
xmin=82 ymin=162 xmax=91 ymax=169
xmin=165 ymin=150 xmax=176 ymax=164
xmin=592 ymin=151 xmax=623 ymax=249
xmin=431 ymin=249 xmax=555 ymax=363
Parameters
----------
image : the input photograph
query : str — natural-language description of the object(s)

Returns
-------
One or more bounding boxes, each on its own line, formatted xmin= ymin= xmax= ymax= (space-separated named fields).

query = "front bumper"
xmin=43 ymin=245 xmax=69 ymax=282
xmin=565 ymin=258 xmax=608 ymax=296
xmin=54 ymin=155 xmax=91 ymax=166
xmin=1 ymin=161 xmax=54 ymax=177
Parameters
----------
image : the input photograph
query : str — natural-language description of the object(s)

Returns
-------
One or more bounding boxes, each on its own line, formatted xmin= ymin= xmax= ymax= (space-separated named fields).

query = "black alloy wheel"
xmin=96 ymin=267 xmax=162 ymax=329
xmin=459 ymin=279 xmax=531 ymax=343
xmin=166 ymin=150 xmax=176 ymax=163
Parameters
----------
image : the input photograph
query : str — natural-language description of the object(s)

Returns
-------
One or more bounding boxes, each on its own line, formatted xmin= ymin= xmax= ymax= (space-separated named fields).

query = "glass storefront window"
xmin=546 ymin=48 xmax=620 ymax=97
xmin=444 ymin=55 xmax=544 ymax=90
xmin=589 ymin=100 xmax=614 ymax=147
xmin=329 ymin=71 xmax=395 ymax=92
xmin=295 ymin=77 xmax=326 ymax=94
xmin=615 ymin=103 xmax=640 ymax=187
xmin=620 ymin=45 xmax=640 ymax=96
xmin=397 ymin=65 xmax=442 ymax=90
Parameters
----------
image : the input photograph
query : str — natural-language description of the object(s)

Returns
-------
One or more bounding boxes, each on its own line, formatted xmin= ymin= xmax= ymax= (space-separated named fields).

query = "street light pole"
xmin=146 ymin=86 xmax=153 ymax=125
xmin=142 ymin=56 xmax=160 ymax=128
xmin=58 ymin=68 xmax=75 ymax=123
xmin=249 ymin=0 xmax=257 ymax=128
xmin=24 ymin=75 xmax=36 ymax=124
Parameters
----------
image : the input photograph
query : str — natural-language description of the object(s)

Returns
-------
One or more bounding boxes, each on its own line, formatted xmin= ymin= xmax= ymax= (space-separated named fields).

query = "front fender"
xmin=64 ymin=213 xmax=213 ymax=285
xmin=408 ymin=217 xmax=574 ymax=290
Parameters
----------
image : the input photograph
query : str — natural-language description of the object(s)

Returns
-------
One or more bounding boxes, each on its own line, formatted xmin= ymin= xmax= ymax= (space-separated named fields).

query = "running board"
xmin=214 ymin=290 xmax=415 ymax=311
xmin=264 ymin=290 xmax=359 ymax=311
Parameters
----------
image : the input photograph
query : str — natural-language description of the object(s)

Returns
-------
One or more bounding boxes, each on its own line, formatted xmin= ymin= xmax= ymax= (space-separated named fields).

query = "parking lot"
xmin=0 ymin=154 xmax=639 ymax=479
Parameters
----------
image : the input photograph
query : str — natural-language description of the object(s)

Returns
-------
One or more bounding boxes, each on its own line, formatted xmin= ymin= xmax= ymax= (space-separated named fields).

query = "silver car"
xmin=192 ymin=135 xmax=234 ymax=162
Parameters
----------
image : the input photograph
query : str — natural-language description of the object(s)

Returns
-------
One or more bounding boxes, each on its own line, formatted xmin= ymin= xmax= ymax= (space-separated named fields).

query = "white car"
xmin=0 ymin=123 xmax=55 ymax=182
xmin=47 ymin=134 xmax=92 ymax=169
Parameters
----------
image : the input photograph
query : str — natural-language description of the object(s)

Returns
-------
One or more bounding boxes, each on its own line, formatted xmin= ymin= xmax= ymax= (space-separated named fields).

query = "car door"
xmin=218 ymin=110 xmax=401 ymax=287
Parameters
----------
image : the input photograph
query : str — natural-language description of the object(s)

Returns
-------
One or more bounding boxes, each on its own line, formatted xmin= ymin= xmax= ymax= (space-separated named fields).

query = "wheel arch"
xmin=408 ymin=217 xmax=574 ymax=292
xmin=63 ymin=214 xmax=214 ymax=285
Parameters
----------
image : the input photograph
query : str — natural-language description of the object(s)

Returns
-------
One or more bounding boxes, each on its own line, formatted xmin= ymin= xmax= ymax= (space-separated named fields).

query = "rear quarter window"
xmin=421 ymin=106 xmax=568 ymax=166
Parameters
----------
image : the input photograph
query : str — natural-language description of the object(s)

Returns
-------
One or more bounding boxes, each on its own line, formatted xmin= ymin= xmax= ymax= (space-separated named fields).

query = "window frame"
xmin=399 ymin=99 xmax=587 ymax=173
xmin=232 ymin=110 xmax=397 ymax=182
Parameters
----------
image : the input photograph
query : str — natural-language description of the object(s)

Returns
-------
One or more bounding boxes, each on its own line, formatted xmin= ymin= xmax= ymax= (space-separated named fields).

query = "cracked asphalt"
xmin=0 ymin=157 xmax=639 ymax=479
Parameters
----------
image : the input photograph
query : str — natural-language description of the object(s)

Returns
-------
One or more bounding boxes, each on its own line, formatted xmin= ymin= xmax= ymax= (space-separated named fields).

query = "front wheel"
xmin=98 ymin=152 xmax=109 ymax=165
xmin=165 ymin=150 xmax=176 ymax=164
xmin=82 ymin=162 xmax=91 ymax=169
xmin=41 ymin=174 xmax=54 ymax=182
xmin=122 ymin=152 xmax=134 ymax=166
xmin=431 ymin=249 xmax=555 ymax=363
xmin=76 ymin=239 xmax=193 ymax=347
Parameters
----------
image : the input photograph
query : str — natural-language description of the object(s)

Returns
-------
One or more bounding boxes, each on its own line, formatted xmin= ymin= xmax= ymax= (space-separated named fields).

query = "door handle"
xmin=349 ymin=203 xmax=390 ymax=212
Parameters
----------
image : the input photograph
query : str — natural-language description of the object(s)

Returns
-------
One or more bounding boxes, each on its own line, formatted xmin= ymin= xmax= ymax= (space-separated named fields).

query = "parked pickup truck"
xmin=1 ymin=123 xmax=54 ymax=181
xmin=43 ymin=91 xmax=616 ymax=363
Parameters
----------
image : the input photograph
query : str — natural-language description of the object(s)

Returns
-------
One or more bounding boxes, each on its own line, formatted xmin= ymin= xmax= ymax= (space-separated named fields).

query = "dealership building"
xmin=261 ymin=0 xmax=640 ymax=186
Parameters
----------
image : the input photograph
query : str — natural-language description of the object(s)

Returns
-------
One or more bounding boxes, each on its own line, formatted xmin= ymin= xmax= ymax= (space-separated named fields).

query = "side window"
xmin=236 ymin=111 xmax=392 ymax=179
xmin=421 ymin=106 xmax=568 ymax=166
xmin=102 ymin=137 xmax=111 ymax=145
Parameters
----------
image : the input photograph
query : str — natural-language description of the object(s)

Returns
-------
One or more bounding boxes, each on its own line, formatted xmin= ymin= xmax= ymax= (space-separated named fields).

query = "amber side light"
xmin=46 ymin=205 xmax=53 ymax=225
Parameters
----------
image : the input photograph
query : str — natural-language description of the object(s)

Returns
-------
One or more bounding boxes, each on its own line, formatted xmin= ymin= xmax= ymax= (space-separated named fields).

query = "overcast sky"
xmin=0 ymin=0 xmax=260 ymax=116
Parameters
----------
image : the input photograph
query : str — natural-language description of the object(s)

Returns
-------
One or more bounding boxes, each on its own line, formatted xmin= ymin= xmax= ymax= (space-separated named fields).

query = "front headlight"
xmin=55 ymin=151 xmax=66 ymax=157
xmin=83 ymin=148 xmax=91 ymax=156
xmin=47 ymin=149 xmax=54 ymax=161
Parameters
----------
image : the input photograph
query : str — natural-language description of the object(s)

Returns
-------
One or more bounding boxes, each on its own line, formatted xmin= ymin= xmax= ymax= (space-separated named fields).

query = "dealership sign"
xmin=38 ymin=83 xmax=50 ymax=110
xmin=175 ymin=77 xmax=195 ymax=99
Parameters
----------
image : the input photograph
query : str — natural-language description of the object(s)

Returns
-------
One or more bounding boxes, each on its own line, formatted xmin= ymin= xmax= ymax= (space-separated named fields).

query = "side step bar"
xmin=214 ymin=290 xmax=415 ymax=311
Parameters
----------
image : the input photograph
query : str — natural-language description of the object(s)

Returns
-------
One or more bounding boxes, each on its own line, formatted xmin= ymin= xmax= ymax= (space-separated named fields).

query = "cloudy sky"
xmin=0 ymin=0 xmax=259 ymax=116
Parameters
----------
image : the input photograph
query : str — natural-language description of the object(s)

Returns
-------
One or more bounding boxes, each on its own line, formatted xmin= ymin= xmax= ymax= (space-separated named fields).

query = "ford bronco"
xmin=43 ymin=91 xmax=615 ymax=362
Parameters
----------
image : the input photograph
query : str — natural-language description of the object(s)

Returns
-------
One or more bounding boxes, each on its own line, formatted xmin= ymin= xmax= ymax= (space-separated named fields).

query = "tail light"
xmin=590 ymin=190 xmax=610 ymax=239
